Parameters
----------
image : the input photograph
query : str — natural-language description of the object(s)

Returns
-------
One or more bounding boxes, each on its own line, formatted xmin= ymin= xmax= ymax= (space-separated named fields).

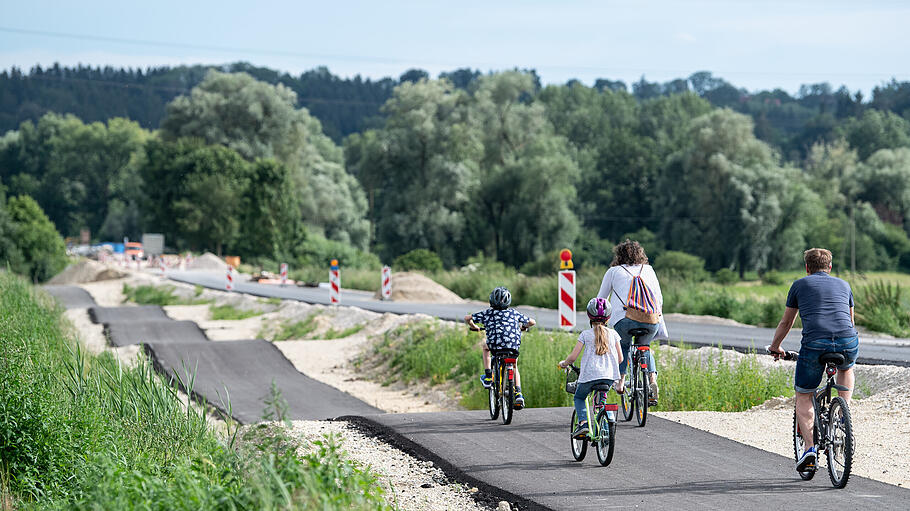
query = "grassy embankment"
xmin=0 ymin=274 xmax=389 ymax=510
xmin=367 ymin=320 xmax=792 ymax=413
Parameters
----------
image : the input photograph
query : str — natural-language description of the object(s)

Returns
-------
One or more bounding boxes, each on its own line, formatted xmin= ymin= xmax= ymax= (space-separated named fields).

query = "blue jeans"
xmin=614 ymin=318 xmax=658 ymax=376
xmin=574 ymin=379 xmax=615 ymax=424
xmin=794 ymin=335 xmax=859 ymax=393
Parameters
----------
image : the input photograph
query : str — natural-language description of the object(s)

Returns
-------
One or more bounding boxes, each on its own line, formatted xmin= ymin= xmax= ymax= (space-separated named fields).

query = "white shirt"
xmin=596 ymin=264 xmax=669 ymax=340
xmin=577 ymin=328 xmax=622 ymax=383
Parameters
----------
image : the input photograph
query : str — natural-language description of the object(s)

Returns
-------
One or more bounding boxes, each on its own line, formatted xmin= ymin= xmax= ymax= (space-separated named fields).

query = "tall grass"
xmin=371 ymin=319 xmax=794 ymax=412
xmin=0 ymin=273 xmax=388 ymax=510
xmin=854 ymin=281 xmax=910 ymax=336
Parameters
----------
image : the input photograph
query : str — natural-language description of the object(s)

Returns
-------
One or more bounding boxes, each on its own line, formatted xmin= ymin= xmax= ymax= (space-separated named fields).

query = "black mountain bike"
xmin=767 ymin=347 xmax=855 ymax=488
xmin=619 ymin=327 xmax=653 ymax=427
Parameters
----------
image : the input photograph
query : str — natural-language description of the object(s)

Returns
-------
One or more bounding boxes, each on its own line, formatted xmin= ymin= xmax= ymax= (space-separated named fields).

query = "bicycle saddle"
xmin=819 ymin=352 xmax=846 ymax=366
xmin=591 ymin=383 xmax=614 ymax=391
xmin=628 ymin=328 xmax=651 ymax=338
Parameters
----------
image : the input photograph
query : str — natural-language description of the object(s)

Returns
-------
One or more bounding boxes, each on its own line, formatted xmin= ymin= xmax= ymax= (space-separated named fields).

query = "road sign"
xmin=559 ymin=248 xmax=574 ymax=270
xmin=559 ymin=270 xmax=576 ymax=329
xmin=381 ymin=266 xmax=392 ymax=300
xmin=329 ymin=259 xmax=340 ymax=304
xmin=280 ymin=263 xmax=288 ymax=286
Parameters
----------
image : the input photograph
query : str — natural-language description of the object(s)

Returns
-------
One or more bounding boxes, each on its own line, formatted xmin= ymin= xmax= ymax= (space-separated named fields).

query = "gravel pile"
xmin=48 ymin=260 xmax=126 ymax=284
xmin=374 ymin=272 xmax=465 ymax=304
xmin=188 ymin=252 xmax=228 ymax=272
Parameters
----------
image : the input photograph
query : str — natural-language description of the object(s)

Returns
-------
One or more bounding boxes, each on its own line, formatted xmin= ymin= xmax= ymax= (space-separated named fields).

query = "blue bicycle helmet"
xmin=489 ymin=286 xmax=512 ymax=310
xmin=586 ymin=297 xmax=612 ymax=322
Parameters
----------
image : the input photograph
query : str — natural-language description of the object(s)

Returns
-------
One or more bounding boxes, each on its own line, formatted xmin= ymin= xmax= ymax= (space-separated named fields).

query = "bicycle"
xmin=564 ymin=365 xmax=618 ymax=466
xmin=470 ymin=325 xmax=521 ymax=425
xmin=767 ymin=346 xmax=855 ymax=488
xmin=618 ymin=327 xmax=654 ymax=427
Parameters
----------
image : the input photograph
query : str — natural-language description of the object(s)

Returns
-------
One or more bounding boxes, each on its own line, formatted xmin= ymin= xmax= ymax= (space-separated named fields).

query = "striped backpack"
xmin=620 ymin=265 xmax=661 ymax=324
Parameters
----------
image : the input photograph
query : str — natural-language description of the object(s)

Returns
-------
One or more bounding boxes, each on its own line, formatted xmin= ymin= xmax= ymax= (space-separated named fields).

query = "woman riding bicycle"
xmin=558 ymin=297 xmax=623 ymax=438
xmin=596 ymin=239 xmax=668 ymax=401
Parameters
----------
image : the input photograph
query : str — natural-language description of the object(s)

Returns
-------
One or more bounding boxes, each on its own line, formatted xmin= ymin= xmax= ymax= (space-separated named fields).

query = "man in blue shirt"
xmin=769 ymin=248 xmax=859 ymax=472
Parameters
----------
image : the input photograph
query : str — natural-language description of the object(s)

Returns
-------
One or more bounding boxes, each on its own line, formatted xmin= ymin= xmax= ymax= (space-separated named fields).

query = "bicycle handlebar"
xmin=765 ymin=345 xmax=798 ymax=361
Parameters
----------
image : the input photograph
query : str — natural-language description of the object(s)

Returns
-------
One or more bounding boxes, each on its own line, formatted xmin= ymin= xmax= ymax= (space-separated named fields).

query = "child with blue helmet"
xmin=465 ymin=286 xmax=536 ymax=408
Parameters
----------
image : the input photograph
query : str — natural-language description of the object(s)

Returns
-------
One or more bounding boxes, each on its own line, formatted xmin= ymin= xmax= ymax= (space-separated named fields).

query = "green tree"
xmin=857 ymin=147 xmax=910 ymax=234
xmin=658 ymin=109 xmax=788 ymax=275
xmin=235 ymin=159 xmax=304 ymax=261
xmin=6 ymin=195 xmax=66 ymax=281
xmin=161 ymin=71 xmax=369 ymax=247
xmin=840 ymin=110 xmax=910 ymax=160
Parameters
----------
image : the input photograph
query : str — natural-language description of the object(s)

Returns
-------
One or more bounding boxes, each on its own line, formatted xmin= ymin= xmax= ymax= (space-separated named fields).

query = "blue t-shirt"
xmin=471 ymin=308 xmax=532 ymax=351
xmin=786 ymin=272 xmax=857 ymax=343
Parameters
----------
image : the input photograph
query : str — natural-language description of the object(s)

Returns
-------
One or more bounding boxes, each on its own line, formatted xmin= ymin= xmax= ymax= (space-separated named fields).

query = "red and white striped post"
xmin=159 ymin=257 xmax=167 ymax=276
xmin=226 ymin=265 xmax=234 ymax=291
xmin=280 ymin=263 xmax=288 ymax=287
xmin=381 ymin=266 xmax=392 ymax=300
xmin=329 ymin=259 xmax=340 ymax=304
xmin=558 ymin=249 xmax=576 ymax=330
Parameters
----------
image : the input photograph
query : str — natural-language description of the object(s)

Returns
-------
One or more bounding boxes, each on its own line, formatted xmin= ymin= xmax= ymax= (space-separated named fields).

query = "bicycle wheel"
xmin=501 ymin=374 xmax=514 ymax=425
xmin=570 ymin=409 xmax=587 ymax=461
xmin=826 ymin=397 xmax=853 ymax=488
xmin=792 ymin=411 xmax=816 ymax=480
xmin=634 ymin=363 xmax=649 ymax=427
xmin=619 ymin=372 xmax=634 ymax=421
xmin=488 ymin=362 xmax=500 ymax=420
xmin=595 ymin=411 xmax=615 ymax=466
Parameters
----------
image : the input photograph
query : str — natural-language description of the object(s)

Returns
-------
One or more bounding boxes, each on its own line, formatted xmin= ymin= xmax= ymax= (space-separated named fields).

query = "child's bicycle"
xmin=766 ymin=346 xmax=855 ymax=488
xmin=619 ymin=327 xmax=654 ymax=427
xmin=470 ymin=325 xmax=520 ymax=425
xmin=564 ymin=365 xmax=618 ymax=466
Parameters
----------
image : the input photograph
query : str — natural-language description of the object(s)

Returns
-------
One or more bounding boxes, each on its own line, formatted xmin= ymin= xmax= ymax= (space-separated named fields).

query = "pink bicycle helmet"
xmin=586 ymin=297 xmax=612 ymax=322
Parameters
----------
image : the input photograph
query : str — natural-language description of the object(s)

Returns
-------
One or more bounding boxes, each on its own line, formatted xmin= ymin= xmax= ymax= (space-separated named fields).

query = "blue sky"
xmin=2 ymin=1 xmax=908 ymax=95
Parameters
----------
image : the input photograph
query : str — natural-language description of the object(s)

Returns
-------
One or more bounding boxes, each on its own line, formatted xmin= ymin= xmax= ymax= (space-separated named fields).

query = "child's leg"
xmin=573 ymin=381 xmax=591 ymax=424
xmin=481 ymin=341 xmax=491 ymax=371
xmin=514 ymin=363 xmax=521 ymax=388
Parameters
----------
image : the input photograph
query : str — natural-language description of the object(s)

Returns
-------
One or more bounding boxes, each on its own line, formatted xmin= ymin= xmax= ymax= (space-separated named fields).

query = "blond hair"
xmin=592 ymin=321 xmax=613 ymax=356
xmin=804 ymin=248 xmax=833 ymax=273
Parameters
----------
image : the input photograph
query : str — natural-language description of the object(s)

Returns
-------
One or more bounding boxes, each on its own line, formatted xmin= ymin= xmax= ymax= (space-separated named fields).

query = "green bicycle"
xmin=564 ymin=365 xmax=617 ymax=466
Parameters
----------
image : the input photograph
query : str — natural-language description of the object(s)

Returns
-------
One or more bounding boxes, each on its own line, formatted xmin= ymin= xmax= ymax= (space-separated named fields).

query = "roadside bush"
xmin=5 ymin=195 xmax=67 ymax=282
xmin=761 ymin=270 xmax=787 ymax=285
xmin=855 ymin=281 xmax=910 ymax=337
xmin=654 ymin=250 xmax=708 ymax=281
xmin=295 ymin=232 xmax=380 ymax=269
xmin=393 ymin=249 xmax=443 ymax=272
xmin=714 ymin=268 xmax=739 ymax=285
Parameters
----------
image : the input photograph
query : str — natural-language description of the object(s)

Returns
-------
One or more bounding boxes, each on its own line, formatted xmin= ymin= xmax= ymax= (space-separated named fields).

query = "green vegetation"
xmin=271 ymin=316 xmax=318 ymax=341
xmin=210 ymin=304 xmax=263 ymax=321
xmin=0 ymin=272 xmax=388 ymax=510
xmin=324 ymin=325 xmax=365 ymax=339
xmin=122 ymin=284 xmax=212 ymax=306
xmin=370 ymin=319 xmax=792 ymax=412
xmin=393 ymin=249 xmax=443 ymax=272
xmin=0 ymin=192 xmax=66 ymax=282
xmin=855 ymin=281 xmax=910 ymax=336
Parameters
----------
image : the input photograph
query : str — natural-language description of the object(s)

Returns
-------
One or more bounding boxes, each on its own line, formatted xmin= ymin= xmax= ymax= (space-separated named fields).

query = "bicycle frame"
xmin=810 ymin=362 xmax=849 ymax=453
xmin=584 ymin=390 xmax=616 ymax=441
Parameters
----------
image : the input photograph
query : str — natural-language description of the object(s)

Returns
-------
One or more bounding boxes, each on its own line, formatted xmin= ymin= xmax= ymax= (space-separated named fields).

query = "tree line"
xmin=1 ymin=68 xmax=909 ymax=278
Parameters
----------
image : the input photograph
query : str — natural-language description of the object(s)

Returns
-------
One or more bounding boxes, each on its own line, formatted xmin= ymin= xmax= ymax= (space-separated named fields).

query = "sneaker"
xmin=572 ymin=422 xmax=589 ymax=439
xmin=796 ymin=446 xmax=817 ymax=472
xmin=479 ymin=373 xmax=492 ymax=389
xmin=649 ymin=382 xmax=659 ymax=404
xmin=514 ymin=390 xmax=525 ymax=410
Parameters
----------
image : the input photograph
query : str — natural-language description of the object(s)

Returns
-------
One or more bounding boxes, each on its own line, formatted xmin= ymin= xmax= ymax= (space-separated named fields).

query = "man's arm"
xmin=769 ymin=307 xmax=799 ymax=353
xmin=850 ymin=306 xmax=855 ymax=326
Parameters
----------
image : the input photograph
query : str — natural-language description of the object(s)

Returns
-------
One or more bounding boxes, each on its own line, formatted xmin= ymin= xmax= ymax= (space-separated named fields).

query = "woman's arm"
xmin=559 ymin=341 xmax=584 ymax=368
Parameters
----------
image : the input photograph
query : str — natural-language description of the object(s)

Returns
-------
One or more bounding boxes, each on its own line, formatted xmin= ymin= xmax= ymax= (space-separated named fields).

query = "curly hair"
xmin=610 ymin=239 xmax=649 ymax=267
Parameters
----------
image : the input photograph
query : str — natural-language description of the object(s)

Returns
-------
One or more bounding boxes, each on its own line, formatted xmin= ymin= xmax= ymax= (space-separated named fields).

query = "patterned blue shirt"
xmin=471 ymin=308 xmax=532 ymax=351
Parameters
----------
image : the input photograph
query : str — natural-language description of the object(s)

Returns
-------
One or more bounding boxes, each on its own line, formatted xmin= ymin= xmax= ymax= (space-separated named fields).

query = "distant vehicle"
xmin=125 ymin=242 xmax=144 ymax=260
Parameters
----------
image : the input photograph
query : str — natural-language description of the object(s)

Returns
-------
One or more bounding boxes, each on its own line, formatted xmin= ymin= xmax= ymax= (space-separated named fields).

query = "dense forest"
xmin=1 ymin=63 xmax=910 ymax=277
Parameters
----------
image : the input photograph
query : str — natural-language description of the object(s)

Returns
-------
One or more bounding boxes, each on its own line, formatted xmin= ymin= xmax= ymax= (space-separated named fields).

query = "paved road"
xmin=44 ymin=285 xmax=96 ymax=308
xmin=146 ymin=339 xmax=382 ymax=423
xmin=354 ymin=408 xmax=910 ymax=510
xmin=169 ymin=270 xmax=910 ymax=366
xmin=106 ymin=320 xmax=209 ymax=346
xmin=89 ymin=305 xmax=170 ymax=323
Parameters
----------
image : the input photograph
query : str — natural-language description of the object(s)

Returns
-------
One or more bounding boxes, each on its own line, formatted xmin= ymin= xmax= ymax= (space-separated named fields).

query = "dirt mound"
xmin=189 ymin=252 xmax=228 ymax=272
xmin=48 ymin=260 xmax=126 ymax=284
xmin=374 ymin=272 xmax=465 ymax=304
